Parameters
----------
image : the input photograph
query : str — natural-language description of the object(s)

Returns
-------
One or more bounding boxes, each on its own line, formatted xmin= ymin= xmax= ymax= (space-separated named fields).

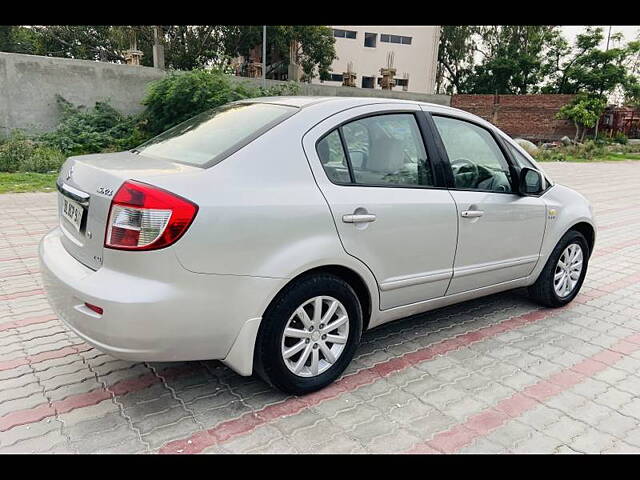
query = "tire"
xmin=528 ymin=229 xmax=590 ymax=308
xmin=254 ymin=273 xmax=363 ymax=395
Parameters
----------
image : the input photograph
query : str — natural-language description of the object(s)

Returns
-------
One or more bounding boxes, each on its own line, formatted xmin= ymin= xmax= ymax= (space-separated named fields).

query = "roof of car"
xmin=244 ymin=95 xmax=461 ymax=112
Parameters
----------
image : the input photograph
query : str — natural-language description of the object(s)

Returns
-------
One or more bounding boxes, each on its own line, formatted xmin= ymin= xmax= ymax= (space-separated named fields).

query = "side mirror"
xmin=519 ymin=167 xmax=544 ymax=195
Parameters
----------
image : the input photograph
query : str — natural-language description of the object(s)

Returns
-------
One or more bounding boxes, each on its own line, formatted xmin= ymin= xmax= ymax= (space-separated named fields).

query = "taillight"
xmin=84 ymin=302 xmax=103 ymax=315
xmin=105 ymin=180 xmax=198 ymax=251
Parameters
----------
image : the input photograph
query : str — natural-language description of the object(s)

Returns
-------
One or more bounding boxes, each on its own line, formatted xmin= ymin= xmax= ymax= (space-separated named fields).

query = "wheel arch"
xmin=263 ymin=264 xmax=373 ymax=332
xmin=568 ymin=221 xmax=596 ymax=258
xmin=224 ymin=262 xmax=377 ymax=378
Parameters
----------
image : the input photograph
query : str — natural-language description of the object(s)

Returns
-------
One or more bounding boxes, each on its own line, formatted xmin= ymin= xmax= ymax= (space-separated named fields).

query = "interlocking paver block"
xmin=1 ymin=162 xmax=640 ymax=452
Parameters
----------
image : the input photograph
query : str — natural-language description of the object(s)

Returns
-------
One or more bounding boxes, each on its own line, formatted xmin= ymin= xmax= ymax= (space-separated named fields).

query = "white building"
xmin=312 ymin=26 xmax=441 ymax=94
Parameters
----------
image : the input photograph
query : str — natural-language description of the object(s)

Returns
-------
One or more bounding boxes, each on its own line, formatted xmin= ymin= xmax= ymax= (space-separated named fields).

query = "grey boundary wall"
xmin=231 ymin=76 xmax=451 ymax=105
xmin=0 ymin=52 xmax=166 ymax=137
xmin=0 ymin=52 xmax=451 ymax=137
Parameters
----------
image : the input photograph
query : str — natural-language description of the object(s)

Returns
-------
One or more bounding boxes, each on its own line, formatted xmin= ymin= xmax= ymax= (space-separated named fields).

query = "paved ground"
xmin=1 ymin=161 xmax=640 ymax=454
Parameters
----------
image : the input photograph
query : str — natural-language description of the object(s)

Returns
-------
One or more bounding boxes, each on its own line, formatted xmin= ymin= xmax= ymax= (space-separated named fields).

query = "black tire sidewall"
xmin=546 ymin=231 xmax=590 ymax=306
xmin=255 ymin=274 xmax=363 ymax=395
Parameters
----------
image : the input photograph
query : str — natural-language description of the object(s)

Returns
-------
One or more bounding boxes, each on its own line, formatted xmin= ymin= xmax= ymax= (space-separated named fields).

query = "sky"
xmin=560 ymin=25 xmax=639 ymax=47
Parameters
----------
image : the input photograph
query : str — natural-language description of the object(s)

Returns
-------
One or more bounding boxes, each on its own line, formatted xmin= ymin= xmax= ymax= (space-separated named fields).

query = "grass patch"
xmin=0 ymin=172 xmax=58 ymax=193
xmin=603 ymin=153 xmax=640 ymax=161
xmin=537 ymin=153 xmax=640 ymax=162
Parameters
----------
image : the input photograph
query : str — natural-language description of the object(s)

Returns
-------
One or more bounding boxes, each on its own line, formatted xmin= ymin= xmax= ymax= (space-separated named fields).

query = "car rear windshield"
xmin=135 ymin=102 xmax=298 ymax=167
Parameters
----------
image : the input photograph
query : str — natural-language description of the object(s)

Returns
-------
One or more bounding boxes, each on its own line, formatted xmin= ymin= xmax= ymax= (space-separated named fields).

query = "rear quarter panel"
xmin=143 ymin=106 xmax=379 ymax=299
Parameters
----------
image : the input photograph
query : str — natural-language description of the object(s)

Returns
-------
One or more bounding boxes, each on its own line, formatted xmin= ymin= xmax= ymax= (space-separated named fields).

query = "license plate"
xmin=62 ymin=197 xmax=84 ymax=232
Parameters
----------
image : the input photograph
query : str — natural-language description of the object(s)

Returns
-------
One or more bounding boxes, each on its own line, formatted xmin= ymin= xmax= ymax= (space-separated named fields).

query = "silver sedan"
xmin=40 ymin=97 xmax=596 ymax=394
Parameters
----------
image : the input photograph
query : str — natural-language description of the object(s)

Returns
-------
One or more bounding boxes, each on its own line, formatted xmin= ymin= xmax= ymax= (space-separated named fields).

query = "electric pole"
xmin=153 ymin=26 xmax=165 ymax=70
xmin=262 ymin=26 xmax=267 ymax=88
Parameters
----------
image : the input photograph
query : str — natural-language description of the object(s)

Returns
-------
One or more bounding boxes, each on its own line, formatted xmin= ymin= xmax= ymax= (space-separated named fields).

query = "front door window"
xmin=432 ymin=116 xmax=513 ymax=193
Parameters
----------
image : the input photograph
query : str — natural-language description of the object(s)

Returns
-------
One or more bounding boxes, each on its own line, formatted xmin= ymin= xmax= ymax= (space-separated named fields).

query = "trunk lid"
xmin=56 ymin=151 xmax=201 ymax=270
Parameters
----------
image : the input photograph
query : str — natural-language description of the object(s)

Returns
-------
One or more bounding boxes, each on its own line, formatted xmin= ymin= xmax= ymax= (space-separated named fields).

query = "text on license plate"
xmin=62 ymin=197 xmax=84 ymax=231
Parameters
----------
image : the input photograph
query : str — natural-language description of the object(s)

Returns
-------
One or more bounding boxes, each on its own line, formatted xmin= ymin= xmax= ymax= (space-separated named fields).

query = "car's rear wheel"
xmin=254 ymin=274 xmax=362 ymax=395
xmin=528 ymin=230 xmax=589 ymax=307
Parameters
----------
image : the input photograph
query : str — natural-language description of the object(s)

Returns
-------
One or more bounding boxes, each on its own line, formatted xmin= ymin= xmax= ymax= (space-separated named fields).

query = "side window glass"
xmin=341 ymin=114 xmax=433 ymax=187
xmin=316 ymin=130 xmax=351 ymax=183
xmin=505 ymin=142 xmax=536 ymax=169
xmin=432 ymin=116 xmax=513 ymax=193
xmin=342 ymin=122 xmax=369 ymax=170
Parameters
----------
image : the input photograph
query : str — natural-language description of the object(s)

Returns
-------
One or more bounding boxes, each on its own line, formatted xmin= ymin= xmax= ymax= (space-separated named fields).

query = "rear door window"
xmin=317 ymin=113 xmax=434 ymax=187
xmin=317 ymin=130 xmax=351 ymax=183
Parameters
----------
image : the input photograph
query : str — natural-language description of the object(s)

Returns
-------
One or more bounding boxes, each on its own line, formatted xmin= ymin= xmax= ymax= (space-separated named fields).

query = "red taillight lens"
xmin=105 ymin=180 xmax=198 ymax=251
xmin=84 ymin=302 xmax=103 ymax=315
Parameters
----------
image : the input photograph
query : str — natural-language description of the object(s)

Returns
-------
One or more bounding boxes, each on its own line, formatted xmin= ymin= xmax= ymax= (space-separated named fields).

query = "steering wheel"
xmin=450 ymin=158 xmax=479 ymax=187
xmin=450 ymin=158 xmax=478 ymax=175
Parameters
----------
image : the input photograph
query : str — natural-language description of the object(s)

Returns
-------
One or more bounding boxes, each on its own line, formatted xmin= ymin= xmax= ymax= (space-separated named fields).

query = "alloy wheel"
xmin=281 ymin=296 xmax=349 ymax=377
xmin=554 ymin=243 xmax=583 ymax=298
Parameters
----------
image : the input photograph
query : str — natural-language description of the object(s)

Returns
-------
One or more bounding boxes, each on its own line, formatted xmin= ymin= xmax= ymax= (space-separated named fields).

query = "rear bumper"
xmin=39 ymin=227 xmax=284 ymax=369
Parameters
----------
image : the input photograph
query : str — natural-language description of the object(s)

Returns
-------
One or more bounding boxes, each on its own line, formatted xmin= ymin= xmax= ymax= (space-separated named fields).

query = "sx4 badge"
xmin=96 ymin=187 xmax=114 ymax=197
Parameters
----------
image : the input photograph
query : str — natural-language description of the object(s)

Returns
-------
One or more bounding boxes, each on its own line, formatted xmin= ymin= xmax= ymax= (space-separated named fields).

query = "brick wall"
xmin=451 ymin=94 xmax=576 ymax=142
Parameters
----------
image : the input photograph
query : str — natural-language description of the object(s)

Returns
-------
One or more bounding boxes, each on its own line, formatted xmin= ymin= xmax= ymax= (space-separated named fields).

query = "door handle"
xmin=461 ymin=210 xmax=484 ymax=218
xmin=342 ymin=214 xmax=376 ymax=224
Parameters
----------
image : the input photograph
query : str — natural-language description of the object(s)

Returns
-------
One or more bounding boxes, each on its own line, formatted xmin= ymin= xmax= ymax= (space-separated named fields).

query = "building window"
xmin=329 ymin=73 xmax=344 ymax=82
xmin=364 ymin=32 xmax=377 ymax=48
xmin=362 ymin=76 xmax=375 ymax=89
xmin=333 ymin=29 xmax=357 ymax=39
xmin=376 ymin=77 xmax=409 ymax=88
xmin=380 ymin=34 xmax=412 ymax=45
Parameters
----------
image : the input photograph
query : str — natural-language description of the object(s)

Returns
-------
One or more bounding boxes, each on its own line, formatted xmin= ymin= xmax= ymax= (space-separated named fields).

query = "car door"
xmin=428 ymin=113 xmax=547 ymax=296
xmin=302 ymin=104 xmax=458 ymax=310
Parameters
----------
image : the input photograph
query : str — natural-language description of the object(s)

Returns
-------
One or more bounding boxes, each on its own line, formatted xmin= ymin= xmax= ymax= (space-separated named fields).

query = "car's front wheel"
xmin=529 ymin=229 xmax=590 ymax=307
xmin=254 ymin=274 xmax=363 ymax=395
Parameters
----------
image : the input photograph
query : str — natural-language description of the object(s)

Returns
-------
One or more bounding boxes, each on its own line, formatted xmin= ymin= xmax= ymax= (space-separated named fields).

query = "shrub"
xmin=0 ymin=132 xmax=33 ymax=172
xmin=0 ymin=131 xmax=66 ymax=173
xmin=1 ymin=72 xmax=304 ymax=175
xmin=38 ymin=96 xmax=147 ymax=156
xmin=534 ymin=149 xmax=568 ymax=162
xmin=533 ymin=139 xmax=612 ymax=162
xmin=141 ymin=69 xmax=300 ymax=135
xmin=613 ymin=131 xmax=629 ymax=144
xmin=20 ymin=145 xmax=66 ymax=173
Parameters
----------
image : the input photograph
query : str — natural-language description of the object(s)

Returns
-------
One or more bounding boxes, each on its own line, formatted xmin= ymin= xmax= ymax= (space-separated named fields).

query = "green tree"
xmin=435 ymin=26 xmax=478 ymax=94
xmin=556 ymin=93 xmax=607 ymax=142
xmin=30 ymin=25 xmax=227 ymax=69
xmin=542 ymin=27 xmax=635 ymax=95
xmin=622 ymin=36 xmax=640 ymax=106
xmin=0 ymin=25 xmax=41 ymax=55
xmin=219 ymin=25 xmax=336 ymax=81
xmin=28 ymin=25 xmax=336 ymax=78
xmin=460 ymin=26 xmax=564 ymax=94
xmin=33 ymin=25 xmax=129 ymax=62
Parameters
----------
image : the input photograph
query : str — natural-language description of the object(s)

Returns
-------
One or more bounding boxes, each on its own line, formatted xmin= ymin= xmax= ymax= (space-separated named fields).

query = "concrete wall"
xmin=451 ymin=94 xmax=576 ymax=142
xmin=232 ymin=76 xmax=451 ymax=105
xmin=0 ymin=52 xmax=166 ymax=137
xmin=0 ymin=52 xmax=450 ymax=138
xmin=311 ymin=26 xmax=441 ymax=94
